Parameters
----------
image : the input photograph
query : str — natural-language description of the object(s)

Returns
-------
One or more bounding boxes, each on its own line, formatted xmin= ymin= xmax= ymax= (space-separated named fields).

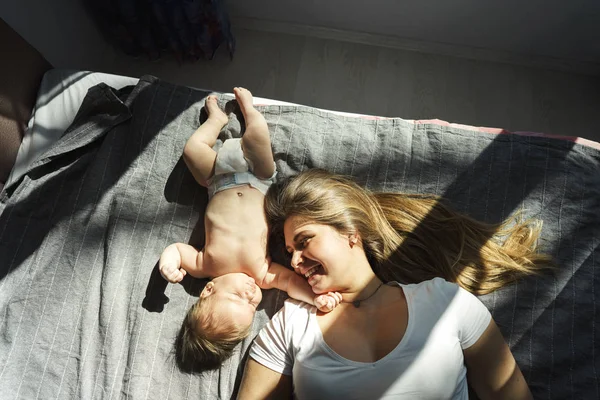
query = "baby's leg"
xmin=235 ymin=87 xmax=276 ymax=180
xmin=183 ymin=95 xmax=229 ymax=187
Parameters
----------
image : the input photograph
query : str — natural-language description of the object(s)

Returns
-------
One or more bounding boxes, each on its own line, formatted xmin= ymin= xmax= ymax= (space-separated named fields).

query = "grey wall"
xmin=2 ymin=0 xmax=597 ymax=71
xmin=227 ymin=0 xmax=600 ymax=64
xmin=1 ymin=0 xmax=112 ymax=69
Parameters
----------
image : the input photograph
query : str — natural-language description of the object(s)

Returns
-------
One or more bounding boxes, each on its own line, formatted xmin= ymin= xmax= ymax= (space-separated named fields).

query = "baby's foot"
xmin=233 ymin=87 xmax=263 ymax=126
xmin=205 ymin=95 xmax=229 ymax=127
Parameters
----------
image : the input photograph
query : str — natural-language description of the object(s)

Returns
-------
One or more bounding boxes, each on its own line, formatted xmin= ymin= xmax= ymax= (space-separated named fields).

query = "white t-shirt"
xmin=250 ymin=278 xmax=491 ymax=400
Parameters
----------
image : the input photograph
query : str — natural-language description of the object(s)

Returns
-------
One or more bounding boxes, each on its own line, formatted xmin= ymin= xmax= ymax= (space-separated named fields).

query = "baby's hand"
xmin=314 ymin=292 xmax=343 ymax=313
xmin=159 ymin=261 xmax=187 ymax=283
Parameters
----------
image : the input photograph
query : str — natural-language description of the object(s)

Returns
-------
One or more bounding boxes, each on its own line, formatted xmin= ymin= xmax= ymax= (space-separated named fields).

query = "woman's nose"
xmin=291 ymin=251 xmax=302 ymax=269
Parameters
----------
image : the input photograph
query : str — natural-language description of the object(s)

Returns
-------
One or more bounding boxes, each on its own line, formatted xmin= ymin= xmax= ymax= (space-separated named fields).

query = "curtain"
xmin=85 ymin=0 xmax=235 ymax=62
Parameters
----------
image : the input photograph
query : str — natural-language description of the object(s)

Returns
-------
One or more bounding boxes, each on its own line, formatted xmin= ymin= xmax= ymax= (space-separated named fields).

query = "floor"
xmin=105 ymin=28 xmax=600 ymax=141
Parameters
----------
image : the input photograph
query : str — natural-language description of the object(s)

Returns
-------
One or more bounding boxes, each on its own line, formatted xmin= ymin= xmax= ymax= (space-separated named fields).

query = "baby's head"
xmin=176 ymin=273 xmax=262 ymax=372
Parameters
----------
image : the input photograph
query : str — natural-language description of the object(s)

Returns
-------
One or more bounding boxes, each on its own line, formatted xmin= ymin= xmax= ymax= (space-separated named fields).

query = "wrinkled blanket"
xmin=0 ymin=76 xmax=598 ymax=399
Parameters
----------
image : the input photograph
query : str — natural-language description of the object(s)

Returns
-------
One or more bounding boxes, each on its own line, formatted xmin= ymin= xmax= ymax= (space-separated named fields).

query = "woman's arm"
xmin=463 ymin=319 xmax=533 ymax=400
xmin=237 ymin=359 xmax=293 ymax=400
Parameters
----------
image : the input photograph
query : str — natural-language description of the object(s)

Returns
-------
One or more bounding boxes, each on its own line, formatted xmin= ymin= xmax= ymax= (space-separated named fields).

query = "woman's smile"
xmin=304 ymin=265 xmax=325 ymax=286
xmin=304 ymin=265 xmax=320 ymax=279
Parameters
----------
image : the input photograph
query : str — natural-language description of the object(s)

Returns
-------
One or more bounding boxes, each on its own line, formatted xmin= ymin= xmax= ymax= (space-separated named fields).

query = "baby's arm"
xmin=258 ymin=260 xmax=342 ymax=312
xmin=159 ymin=243 xmax=210 ymax=283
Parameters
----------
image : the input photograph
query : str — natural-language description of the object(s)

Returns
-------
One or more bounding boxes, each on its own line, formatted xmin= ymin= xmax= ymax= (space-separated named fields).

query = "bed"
xmin=1 ymin=28 xmax=599 ymax=400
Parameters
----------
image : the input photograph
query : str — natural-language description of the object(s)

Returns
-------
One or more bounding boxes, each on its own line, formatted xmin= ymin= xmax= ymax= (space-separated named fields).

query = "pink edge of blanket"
xmin=410 ymin=119 xmax=600 ymax=151
xmin=253 ymin=100 xmax=600 ymax=151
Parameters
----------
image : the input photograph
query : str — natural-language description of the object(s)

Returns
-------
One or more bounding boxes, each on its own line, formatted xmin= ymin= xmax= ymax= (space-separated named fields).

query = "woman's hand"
xmin=314 ymin=292 xmax=343 ymax=312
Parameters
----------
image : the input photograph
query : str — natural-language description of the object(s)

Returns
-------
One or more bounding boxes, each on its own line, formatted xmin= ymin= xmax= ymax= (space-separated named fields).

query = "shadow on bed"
xmin=141 ymin=263 xmax=170 ymax=313
xmin=144 ymin=153 xmax=208 ymax=314
xmin=142 ymin=261 xmax=206 ymax=313
xmin=0 ymin=77 xmax=210 ymax=281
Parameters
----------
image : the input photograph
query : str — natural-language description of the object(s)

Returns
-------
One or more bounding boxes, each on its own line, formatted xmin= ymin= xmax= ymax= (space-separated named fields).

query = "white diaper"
xmin=208 ymin=138 xmax=277 ymax=198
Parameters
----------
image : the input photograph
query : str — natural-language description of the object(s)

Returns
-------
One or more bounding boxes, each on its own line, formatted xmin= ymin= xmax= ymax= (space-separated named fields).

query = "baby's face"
xmin=203 ymin=273 xmax=262 ymax=328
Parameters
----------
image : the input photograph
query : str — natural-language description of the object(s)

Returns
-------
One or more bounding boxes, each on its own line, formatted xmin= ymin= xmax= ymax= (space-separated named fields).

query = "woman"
xmin=238 ymin=169 xmax=552 ymax=399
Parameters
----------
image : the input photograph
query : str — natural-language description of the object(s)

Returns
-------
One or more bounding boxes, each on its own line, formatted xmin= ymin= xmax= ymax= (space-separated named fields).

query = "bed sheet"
xmin=0 ymin=75 xmax=599 ymax=399
xmin=9 ymin=69 xmax=600 ymax=191
xmin=6 ymin=69 xmax=383 ymax=190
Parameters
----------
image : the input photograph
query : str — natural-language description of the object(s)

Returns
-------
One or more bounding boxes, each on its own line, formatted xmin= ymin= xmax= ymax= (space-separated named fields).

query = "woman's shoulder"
xmin=391 ymin=277 xmax=459 ymax=298
xmin=274 ymin=298 xmax=315 ymax=323
xmin=256 ymin=298 xmax=314 ymax=348
xmin=250 ymin=299 xmax=314 ymax=375
xmin=394 ymin=278 xmax=489 ymax=321
xmin=389 ymin=278 xmax=467 ymax=312
xmin=283 ymin=298 xmax=316 ymax=311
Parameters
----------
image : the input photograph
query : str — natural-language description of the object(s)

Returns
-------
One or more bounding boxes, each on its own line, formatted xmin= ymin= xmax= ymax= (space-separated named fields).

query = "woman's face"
xmin=283 ymin=216 xmax=356 ymax=294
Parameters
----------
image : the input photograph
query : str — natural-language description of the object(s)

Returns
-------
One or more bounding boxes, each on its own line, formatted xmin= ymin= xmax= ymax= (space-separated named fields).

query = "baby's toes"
xmin=204 ymin=95 xmax=228 ymax=124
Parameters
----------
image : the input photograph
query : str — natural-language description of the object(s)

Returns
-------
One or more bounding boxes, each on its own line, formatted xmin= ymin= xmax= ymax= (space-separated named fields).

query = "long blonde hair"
xmin=265 ymin=169 xmax=552 ymax=295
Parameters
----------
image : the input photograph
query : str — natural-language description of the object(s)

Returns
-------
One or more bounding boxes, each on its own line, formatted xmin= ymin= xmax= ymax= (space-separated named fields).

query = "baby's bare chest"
xmin=203 ymin=189 xmax=268 ymax=275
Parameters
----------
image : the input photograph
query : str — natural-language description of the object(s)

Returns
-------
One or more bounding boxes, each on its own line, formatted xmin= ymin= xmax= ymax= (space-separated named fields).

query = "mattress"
xmin=1 ymin=71 xmax=599 ymax=399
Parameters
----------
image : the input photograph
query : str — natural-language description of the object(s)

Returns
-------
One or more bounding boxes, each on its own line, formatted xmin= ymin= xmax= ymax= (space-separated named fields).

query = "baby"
xmin=159 ymin=87 xmax=341 ymax=371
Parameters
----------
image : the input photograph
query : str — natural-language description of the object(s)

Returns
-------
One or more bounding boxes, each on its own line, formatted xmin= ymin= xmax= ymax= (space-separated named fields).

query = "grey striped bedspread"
xmin=0 ymin=76 xmax=598 ymax=399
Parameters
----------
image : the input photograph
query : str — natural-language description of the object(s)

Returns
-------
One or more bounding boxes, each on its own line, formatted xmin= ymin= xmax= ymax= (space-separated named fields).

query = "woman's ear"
xmin=200 ymin=281 xmax=214 ymax=298
xmin=349 ymin=233 xmax=359 ymax=248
